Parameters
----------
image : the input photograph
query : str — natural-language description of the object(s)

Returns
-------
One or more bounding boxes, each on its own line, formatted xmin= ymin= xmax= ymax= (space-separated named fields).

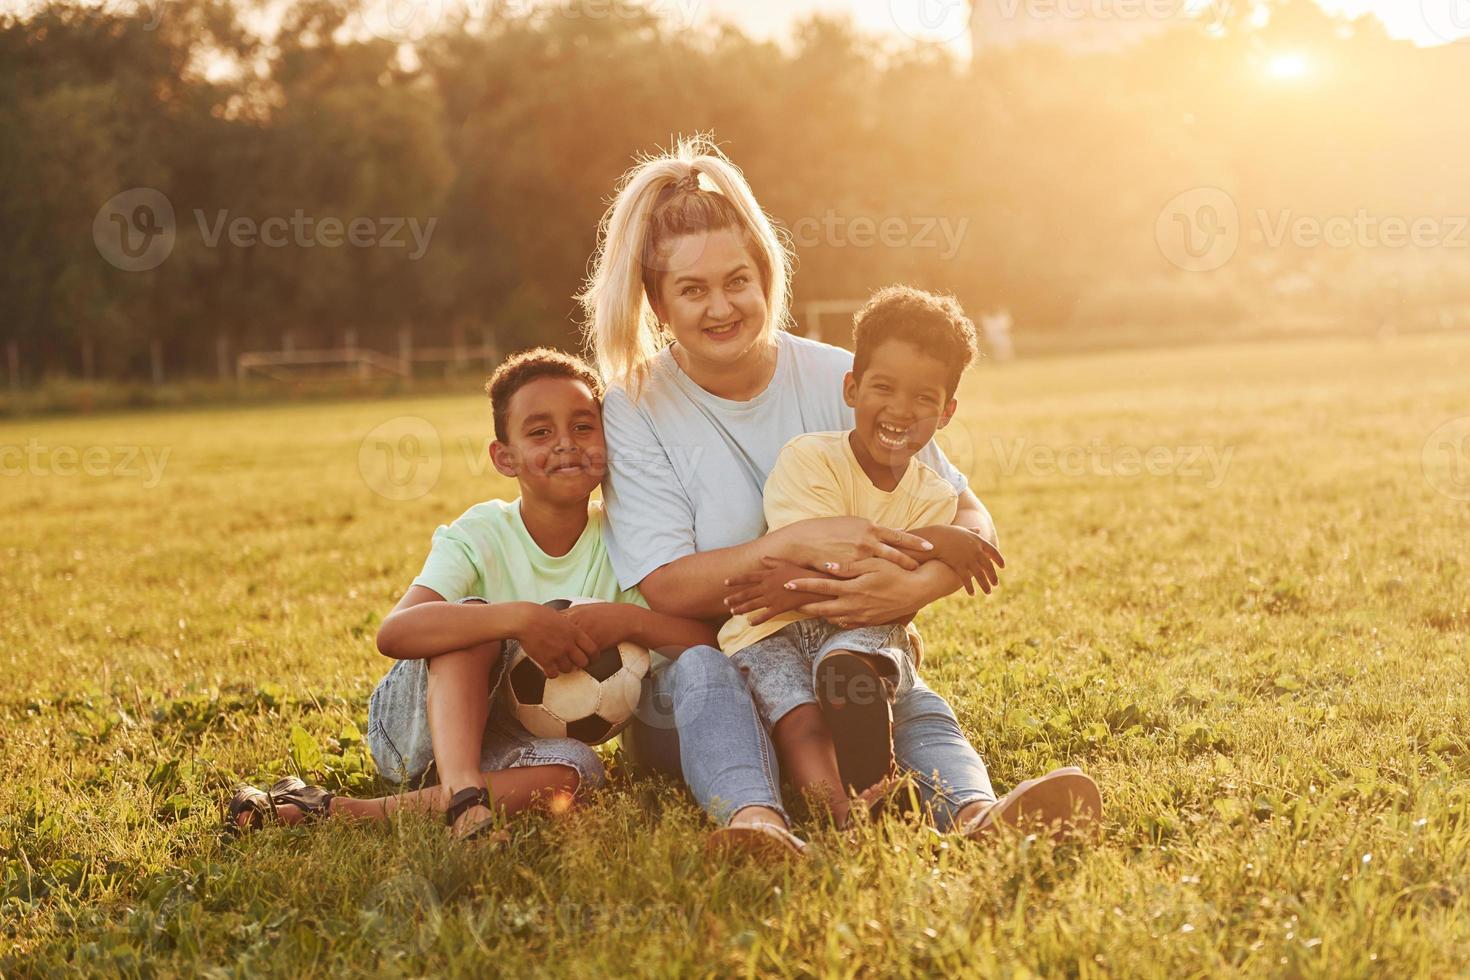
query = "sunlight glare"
xmin=1266 ymin=52 xmax=1313 ymax=80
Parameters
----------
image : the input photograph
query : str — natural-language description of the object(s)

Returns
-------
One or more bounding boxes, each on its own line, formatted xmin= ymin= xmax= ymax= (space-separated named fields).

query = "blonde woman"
xmin=581 ymin=137 xmax=1101 ymax=857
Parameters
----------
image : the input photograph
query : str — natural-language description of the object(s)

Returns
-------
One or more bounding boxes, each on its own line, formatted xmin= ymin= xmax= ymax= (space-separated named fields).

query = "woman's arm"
xmin=638 ymin=517 xmax=934 ymax=619
xmin=781 ymin=490 xmax=1004 ymax=626
xmin=562 ymin=602 xmax=719 ymax=655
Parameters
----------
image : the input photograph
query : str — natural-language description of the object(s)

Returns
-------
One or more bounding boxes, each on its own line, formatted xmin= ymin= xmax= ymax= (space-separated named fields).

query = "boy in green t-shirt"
xmin=228 ymin=349 xmax=717 ymax=840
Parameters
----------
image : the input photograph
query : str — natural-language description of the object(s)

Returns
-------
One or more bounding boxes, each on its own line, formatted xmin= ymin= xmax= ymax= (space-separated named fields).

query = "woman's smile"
xmin=704 ymin=319 xmax=742 ymax=341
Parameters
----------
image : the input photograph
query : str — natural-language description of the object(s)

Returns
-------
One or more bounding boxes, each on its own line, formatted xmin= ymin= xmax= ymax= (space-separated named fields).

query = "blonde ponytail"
xmin=577 ymin=135 xmax=793 ymax=396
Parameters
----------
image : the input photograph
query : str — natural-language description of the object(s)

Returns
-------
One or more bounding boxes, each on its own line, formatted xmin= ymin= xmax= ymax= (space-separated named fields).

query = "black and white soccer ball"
xmin=504 ymin=598 xmax=651 ymax=745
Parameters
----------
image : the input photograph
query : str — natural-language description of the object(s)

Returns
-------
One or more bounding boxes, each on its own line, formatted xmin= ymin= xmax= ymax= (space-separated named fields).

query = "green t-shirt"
xmin=413 ymin=498 xmax=647 ymax=610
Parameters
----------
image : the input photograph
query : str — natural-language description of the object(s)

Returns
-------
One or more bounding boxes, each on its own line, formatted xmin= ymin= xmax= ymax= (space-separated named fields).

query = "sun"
xmin=1265 ymin=52 xmax=1313 ymax=80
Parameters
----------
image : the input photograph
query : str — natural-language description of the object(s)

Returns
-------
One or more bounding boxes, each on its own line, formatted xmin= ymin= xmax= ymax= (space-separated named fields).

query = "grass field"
xmin=3 ymin=334 xmax=1469 ymax=977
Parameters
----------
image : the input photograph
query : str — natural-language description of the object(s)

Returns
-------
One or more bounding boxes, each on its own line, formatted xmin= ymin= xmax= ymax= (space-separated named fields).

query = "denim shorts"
xmin=365 ymin=600 xmax=606 ymax=794
xmin=729 ymin=619 xmax=918 ymax=729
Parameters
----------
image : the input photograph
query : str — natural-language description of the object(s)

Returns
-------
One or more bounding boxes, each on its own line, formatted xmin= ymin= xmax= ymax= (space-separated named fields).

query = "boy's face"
xmin=490 ymin=376 xmax=607 ymax=506
xmin=844 ymin=338 xmax=958 ymax=471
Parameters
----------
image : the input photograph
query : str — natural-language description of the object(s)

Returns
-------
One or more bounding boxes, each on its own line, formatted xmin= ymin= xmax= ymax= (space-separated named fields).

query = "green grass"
xmin=3 ymin=334 xmax=1469 ymax=977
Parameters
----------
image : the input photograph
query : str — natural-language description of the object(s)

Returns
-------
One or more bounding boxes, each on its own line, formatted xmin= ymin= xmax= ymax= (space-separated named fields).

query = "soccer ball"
xmin=504 ymin=598 xmax=651 ymax=745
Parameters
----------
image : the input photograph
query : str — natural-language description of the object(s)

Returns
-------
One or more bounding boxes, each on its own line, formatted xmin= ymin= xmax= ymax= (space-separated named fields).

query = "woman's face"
xmin=651 ymin=228 xmax=769 ymax=373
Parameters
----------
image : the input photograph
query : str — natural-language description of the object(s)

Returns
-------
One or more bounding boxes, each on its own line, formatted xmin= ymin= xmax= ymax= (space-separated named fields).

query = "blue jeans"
xmin=621 ymin=645 xmax=997 ymax=830
xmin=365 ymin=642 xmax=606 ymax=794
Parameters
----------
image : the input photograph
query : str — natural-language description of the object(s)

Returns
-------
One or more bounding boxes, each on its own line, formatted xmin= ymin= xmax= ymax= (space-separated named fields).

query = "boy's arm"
xmin=375 ymin=586 xmax=598 ymax=677
xmin=904 ymin=525 xmax=1005 ymax=596
xmin=724 ymin=557 xmax=838 ymax=624
xmin=782 ymin=489 xmax=1005 ymax=627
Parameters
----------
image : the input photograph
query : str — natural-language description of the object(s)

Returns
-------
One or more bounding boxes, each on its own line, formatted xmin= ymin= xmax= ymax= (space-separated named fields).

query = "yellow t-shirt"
xmin=718 ymin=430 xmax=960 ymax=655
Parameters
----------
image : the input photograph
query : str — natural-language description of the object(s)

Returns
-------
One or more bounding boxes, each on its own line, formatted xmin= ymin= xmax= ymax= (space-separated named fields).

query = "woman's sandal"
xmin=958 ymin=767 xmax=1103 ymax=841
xmin=224 ymin=776 xmax=335 ymax=835
xmin=444 ymin=787 xmax=503 ymax=842
xmin=707 ymin=821 xmax=809 ymax=862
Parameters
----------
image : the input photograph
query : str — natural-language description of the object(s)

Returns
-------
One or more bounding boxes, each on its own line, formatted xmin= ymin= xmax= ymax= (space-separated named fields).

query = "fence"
xmin=2 ymin=301 xmax=878 ymax=391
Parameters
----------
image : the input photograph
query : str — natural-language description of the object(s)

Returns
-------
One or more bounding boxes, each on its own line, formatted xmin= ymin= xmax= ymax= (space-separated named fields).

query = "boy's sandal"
xmin=225 ymin=776 xmax=335 ymax=835
xmin=707 ymin=822 xmax=809 ymax=862
xmin=815 ymin=652 xmax=896 ymax=795
xmin=445 ymin=787 xmax=502 ymax=842
xmin=842 ymin=774 xmax=900 ymax=828
xmin=959 ymin=767 xmax=1102 ymax=841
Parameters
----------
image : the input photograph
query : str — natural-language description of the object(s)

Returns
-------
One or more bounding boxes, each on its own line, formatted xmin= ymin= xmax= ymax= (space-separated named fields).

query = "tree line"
xmin=3 ymin=0 xmax=1466 ymax=383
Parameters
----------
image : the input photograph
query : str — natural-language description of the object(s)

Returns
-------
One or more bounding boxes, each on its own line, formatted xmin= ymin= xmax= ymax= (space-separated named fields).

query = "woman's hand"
xmin=724 ymin=557 xmax=834 ymax=625
xmin=781 ymin=557 xmax=941 ymax=628
xmin=775 ymin=517 xmax=934 ymax=576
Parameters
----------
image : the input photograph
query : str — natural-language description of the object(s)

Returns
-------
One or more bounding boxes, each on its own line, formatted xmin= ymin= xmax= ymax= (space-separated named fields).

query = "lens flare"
xmin=1266 ymin=52 xmax=1313 ymax=80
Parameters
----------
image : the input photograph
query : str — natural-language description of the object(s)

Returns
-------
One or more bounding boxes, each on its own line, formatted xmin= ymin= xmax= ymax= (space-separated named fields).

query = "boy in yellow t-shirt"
xmin=721 ymin=286 xmax=1001 ymax=828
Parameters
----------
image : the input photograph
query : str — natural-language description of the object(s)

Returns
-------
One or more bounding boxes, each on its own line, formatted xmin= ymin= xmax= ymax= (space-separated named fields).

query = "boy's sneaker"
xmin=815 ymin=652 xmax=895 ymax=795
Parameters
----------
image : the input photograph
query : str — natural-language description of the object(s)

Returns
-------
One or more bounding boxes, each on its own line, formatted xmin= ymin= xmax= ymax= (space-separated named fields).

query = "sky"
xmin=694 ymin=0 xmax=1470 ymax=49
xmin=5 ymin=0 xmax=1466 ymax=49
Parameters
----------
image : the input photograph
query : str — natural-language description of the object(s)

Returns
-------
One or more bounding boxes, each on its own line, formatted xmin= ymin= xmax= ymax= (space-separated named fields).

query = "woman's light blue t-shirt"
xmin=600 ymin=331 xmax=969 ymax=590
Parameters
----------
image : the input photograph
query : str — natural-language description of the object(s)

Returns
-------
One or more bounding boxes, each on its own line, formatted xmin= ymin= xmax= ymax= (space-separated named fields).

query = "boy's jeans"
xmin=621 ymin=645 xmax=998 ymax=830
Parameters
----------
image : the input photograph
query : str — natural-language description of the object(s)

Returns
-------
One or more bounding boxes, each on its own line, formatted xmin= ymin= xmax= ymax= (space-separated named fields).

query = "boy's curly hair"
xmin=851 ymin=286 xmax=979 ymax=398
xmin=485 ymin=347 xmax=603 ymax=442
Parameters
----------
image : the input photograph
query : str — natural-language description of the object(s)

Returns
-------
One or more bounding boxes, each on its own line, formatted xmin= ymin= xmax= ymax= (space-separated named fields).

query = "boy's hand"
xmin=725 ymin=557 xmax=834 ymax=626
xmin=561 ymin=602 xmax=638 ymax=653
xmin=514 ymin=603 xmax=599 ymax=678
xmin=899 ymin=525 xmax=1005 ymax=596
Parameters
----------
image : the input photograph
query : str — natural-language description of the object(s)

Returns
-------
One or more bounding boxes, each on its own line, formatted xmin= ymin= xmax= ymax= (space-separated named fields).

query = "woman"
xmin=584 ymin=137 xmax=1102 ymax=857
